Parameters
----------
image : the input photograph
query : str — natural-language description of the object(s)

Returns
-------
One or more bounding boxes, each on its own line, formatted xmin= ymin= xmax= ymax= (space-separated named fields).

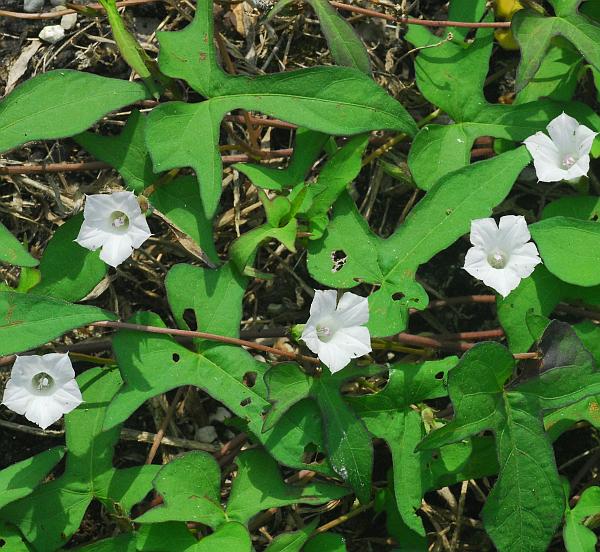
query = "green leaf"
xmin=149 ymin=176 xmax=219 ymax=264
xmin=303 ymin=533 xmax=347 ymax=552
xmin=235 ymin=129 xmax=329 ymax=192
xmin=515 ymin=41 xmax=583 ymax=104
xmin=0 ymin=223 xmax=38 ymax=267
xmin=0 ymin=291 xmax=116 ymax=355
xmin=227 ymin=448 xmax=347 ymax=524
xmin=165 ymin=263 xmax=247 ymax=341
xmin=75 ymin=111 xmax=156 ymax=193
xmin=563 ymin=486 xmax=600 ymax=552
xmin=263 ymin=518 xmax=319 ymax=552
xmin=530 ymin=216 xmax=600 ymax=286
xmin=136 ymin=451 xmax=226 ymax=528
xmin=264 ymin=364 xmax=374 ymax=503
xmin=0 ymin=367 xmax=158 ymax=550
xmin=193 ymin=522 xmax=252 ymax=551
xmin=0 ymin=521 xmax=32 ymax=551
xmin=0 ymin=447 xmax=64 ymax=509
xmin=269 ymin=0 xmax=371 ymax=74
xmin=136 ymin=522 xmax=197 ymax=551
xmin=418 ymin=321 xmax=600 ymax=552
xmin=71 ymin=534 xmax=136 ymax=551
xmin=305 ymin=134 xmax=369 ymax=221
xmin=513 ymin=5 xmax=600 ymax=90
xmin=146 ymin=68 xmax=415 ymax=218
xmin=406 ymin=19 xmax=599 ymax=189
xmin=31 ymin=216 xmax=107 ymax=302
xmin=308 ymin=147 xmax=531 ymax=336
xmin=103 ymin=312 xmax=332 ymax=475
xmin=147 ymin=0 xmax=415 ymax=217
xmin=0 ymin=70 xmax=148 ymax=153
xmin=349 ymin=358 xmax=456 ymax=537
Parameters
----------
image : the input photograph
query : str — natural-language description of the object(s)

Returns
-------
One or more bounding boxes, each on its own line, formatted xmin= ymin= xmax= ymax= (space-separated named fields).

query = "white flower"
xmin=2 ymin=353 xmax=83 ymax=430
xmin=75 ymin=191 xmax=151 ymax=267
xmin=524 ymin=113 xmax=597 ymax=182
xmin=301 ymin=290 xmax=371 ymax=373
xmin=463 ymin=215 xmax=542 ymax=298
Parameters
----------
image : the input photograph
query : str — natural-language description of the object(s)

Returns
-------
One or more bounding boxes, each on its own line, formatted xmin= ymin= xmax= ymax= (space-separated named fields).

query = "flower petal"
xmin=330 ymin=326 xmax=372 ymax=358
xmin=301 ymin=325 xmax=322 ymax=355
xmin=308 ymin=290 xmax=337 ymax=322
xmin=42 ymin=353 xmax=75 ymax=385
xmin=524 ymin=132 xmax=565 ymax=182
xmin=24 ymin=396 xmax=66 ymax=430
xmin=480 ymin=266 xmax=522 ymax=298
xmin=52 ymin=381 xmax=83 ymax=413
xmin=497 ymin=215 xmax=531 ymax=250
xmin=128 ymin=215 xmax=152 ymax=248
xmin=506 ymin=242 xmax=541 ymax=278
xmin=99 ymin=235 xmax=133 ymax=267
xmin=317 ymin=342 xmax=352 ymax=373
xmin=75 ymin=221 xmax=106 ymax=251
xmin=2 ymin=380 xmax=33 ymax=415
xmin=546 ymin=112 xmax=579 ymax=153
xmin=335 ymin=292 xmax=369 ymax=327
xmin=469 ymin=218 xmax=499 ymax=250
xmin=463 ymin=245 xmax=489 ymax=276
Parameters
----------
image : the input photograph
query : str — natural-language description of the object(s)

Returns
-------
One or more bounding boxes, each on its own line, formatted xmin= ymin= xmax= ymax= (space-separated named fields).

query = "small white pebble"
xmin=60 ymin=13 xmax=77 ymax=30
xmin=195 ymin=425 xmax=218 ymax=443
xmin=23 ymin=0 xmax=45 ymax=13
xmin=209 ymin=407 xmax=232 ymax=423
xmin=39 ymin=25 xmax=65 ymax=44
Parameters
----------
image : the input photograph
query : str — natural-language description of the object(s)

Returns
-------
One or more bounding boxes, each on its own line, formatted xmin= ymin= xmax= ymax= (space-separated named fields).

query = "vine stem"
xmin=0 ymin=0 xmax=512 ymax=28
xmin=90 ymin=320 xmax=322 ymax=365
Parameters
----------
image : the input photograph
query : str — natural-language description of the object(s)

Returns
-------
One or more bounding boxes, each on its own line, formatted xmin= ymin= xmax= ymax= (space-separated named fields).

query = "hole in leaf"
xmin=431 ymin=452 xmax=439 ymax=461
xmin=302 ymin=442 xmax=326 ymax=464
xmin=392 ymin=292 xmax=405 ymax=301
xmin=240 ymin=397 xmax=252 ymax=407
xmin=0 ymin=539 xmax=5 ymax=547
xmin=434 ymin=371 xmax=444 ymax=380
xmin=172 ymin=353 xmax=180 ymax=363
xmin=183 ymin=308 xmax=198 ymax=331
xmin=331 ymin=249 xmax=347 ymax=272
xmin=592 ymin=213 xmax=599 ymax=222
xmin=243 ymin=371 xmax=257 ymax=388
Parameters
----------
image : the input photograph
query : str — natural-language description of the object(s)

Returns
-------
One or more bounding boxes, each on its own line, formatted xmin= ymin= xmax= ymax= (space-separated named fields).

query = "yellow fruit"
xmin=495 ymin=28 xmax=520 ymax=50
xmin=494 ymin=0 xmax=524 ymax=20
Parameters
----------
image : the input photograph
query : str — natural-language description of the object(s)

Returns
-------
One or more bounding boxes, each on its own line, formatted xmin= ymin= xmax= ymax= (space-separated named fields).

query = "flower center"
xmin=110 ymin=211 xmax=130 ymax=232
xmin=487 ymin=250 xmax=508 ymax=269
xmin=316 ymin=324 xmax=333 ymax=342
xmin=561 ymin=154 xmax=577 ymax=169
xmin=31 ymin=372 xmax=55 ymax=393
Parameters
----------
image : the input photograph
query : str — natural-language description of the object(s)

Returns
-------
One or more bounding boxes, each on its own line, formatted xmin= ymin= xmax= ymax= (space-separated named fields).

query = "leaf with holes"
xmin=417 ymin=321 xmax=600 ymax=552
xmin=308 ymin=147 xmax=531 ymax=336
xmin=0 ymin=367 xmax=158 ymax=551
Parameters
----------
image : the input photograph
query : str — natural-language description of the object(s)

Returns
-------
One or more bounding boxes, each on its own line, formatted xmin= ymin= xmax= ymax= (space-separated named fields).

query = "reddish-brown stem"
xmin=91 ymin=320 xmax=321 ymax=365
xmin=145 ymin=387 xmax=185 ymax=464
xmin=0 ymin=149 xmax=293 ymax=176
xmin=329 ymin=2 xmax=511 ymax=28
xmin=1 ymin=0 xmax=511 ymax=28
